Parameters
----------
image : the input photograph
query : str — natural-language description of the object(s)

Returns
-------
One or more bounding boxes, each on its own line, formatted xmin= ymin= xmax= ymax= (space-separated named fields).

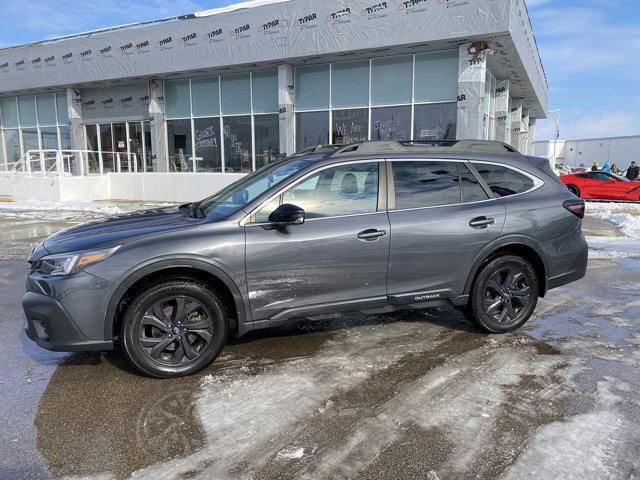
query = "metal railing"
xmin=0 ymin=150 xmax=142 ymax=176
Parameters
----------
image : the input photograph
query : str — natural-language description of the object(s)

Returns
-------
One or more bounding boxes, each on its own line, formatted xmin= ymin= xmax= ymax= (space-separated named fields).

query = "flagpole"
xmin=548 ymin=109 xmax=560 ymax=166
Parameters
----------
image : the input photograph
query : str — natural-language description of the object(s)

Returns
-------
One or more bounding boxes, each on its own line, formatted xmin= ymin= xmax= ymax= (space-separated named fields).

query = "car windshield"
xmin=199 ymin=157 xmax=318 ymax=220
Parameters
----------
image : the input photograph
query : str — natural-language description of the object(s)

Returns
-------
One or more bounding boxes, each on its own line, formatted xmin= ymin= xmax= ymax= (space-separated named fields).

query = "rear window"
xmin=472 ymin=163 xmax=535 ymax=197
xmin=392 ymin=161 xmax=460 ymax=209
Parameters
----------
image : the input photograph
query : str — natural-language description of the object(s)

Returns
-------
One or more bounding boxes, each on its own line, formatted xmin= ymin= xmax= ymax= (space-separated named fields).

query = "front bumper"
xmin=23 ymin=291 xmax=113 ymax=352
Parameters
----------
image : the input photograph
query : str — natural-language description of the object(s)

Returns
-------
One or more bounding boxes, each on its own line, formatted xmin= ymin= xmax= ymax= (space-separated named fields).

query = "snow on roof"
xmin=194 ymin=0 xmax=292 ymax=18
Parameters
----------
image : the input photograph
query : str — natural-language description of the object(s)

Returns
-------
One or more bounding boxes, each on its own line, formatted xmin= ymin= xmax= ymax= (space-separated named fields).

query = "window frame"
xmin=243 ymin=159 xmax=387 ymax=226
xmin=386 ymin=158 xmax=542 ymax=212
xmin=470 ymin=160 xmax=544 ymax=200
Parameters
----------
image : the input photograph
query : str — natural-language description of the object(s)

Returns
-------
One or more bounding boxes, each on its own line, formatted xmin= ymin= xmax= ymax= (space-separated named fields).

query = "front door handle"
xmin=469 ymin=216 xmax=495 ymax=228
xmin=357 ymin=229 xmax=387 ymax=240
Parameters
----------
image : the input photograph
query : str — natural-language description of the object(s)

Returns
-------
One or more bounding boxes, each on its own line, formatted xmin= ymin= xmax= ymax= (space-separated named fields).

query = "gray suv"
xmin=23 ymin=140 xmax=588 ymax=378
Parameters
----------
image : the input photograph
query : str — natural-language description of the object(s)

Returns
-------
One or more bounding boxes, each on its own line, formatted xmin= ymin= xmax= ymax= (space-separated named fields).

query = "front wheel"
xmin=465 ymin=255 xmax=539 ymax=333
xmin=121 ymin=279 xmax=228 ymax=378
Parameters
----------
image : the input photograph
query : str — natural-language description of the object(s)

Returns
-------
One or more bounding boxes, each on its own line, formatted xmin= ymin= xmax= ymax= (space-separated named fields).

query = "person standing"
xmin=626 ymin=161 xmax=639 ymax=180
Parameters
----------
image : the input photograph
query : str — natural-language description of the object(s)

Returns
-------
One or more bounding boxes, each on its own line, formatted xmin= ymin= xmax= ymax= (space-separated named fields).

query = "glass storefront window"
xmin=18 ymin=96 xmax=37 ymax=127
xmin=221 ymin=74 xmax=251 ymax=115
xmin=296 ymin=111 xmax=329 ymax=151
xmin=295 ymin=64 xmax=330 ymax=111
xmin=85 ymin=124 xmax=99 ymax=173
xmin=192 ymin=77 xmax=220 ymax=117
xmin=414 ymin=51 xmax=459 ymax=103
xmin=167 ymin=119 xmax=193 ymax=172
xmin=331 ymin=60 xmax=369 ymax=108
xmin=413 ymin=103 xmax=457 ymax=141
xmin=254 ymin=114 xmax=279 ymax=168
xmin=144 ymin=121 xmax=153 ymax=172
xmin=59 ymin=126 xmax=71 ymax=150
xmin=39 ymin=127 xmax=58 ymax=150
xmin=371 ymin=55 xmax=413 ymax=106
xmin=99 ymin=123 xmax=115 ymax=172
xmin=332 ymin=108 xmax=368 ymax=144
xmin=0 ymin=97 xmax=18 ymax=128
xmin=56 ymin=92 xmax=69 ymax=125
xmin=165 ymin=79 xmax=191 ymax=119
xmin=223 ymin=116 xmax=252 ymax=173
xmin=128 ymin=122 xmax=144 ymax=172
xmin=37 ymin=94 xmax=57 ymax=126
xmin=252 ymin=70 xmax=278 ymax=114
xmin=3 ymin=129 xmax=20 ymax=163
xmin=371 ymin=106 xmax=411 ymax=141
xmin=194 ymin=117 xmax=222 ymax=172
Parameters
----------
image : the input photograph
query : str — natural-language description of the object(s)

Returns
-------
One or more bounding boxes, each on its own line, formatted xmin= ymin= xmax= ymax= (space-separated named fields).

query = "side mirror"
xmin=268 ymin=204 xmax=305 ymax=226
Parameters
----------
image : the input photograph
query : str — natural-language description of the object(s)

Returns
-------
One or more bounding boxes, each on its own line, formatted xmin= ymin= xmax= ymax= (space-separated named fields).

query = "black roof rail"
xmin=293 ymin=140 xmax=521 ymax=158
xmin=291 ymin=144 xmax=342 ymax=157
xmin=324 ymin=139 xmax=521 ymax=156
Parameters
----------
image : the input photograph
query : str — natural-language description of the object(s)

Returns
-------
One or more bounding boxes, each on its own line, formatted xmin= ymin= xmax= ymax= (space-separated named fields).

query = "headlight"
xmin=35 ymin=246 xmax=121 ymax=276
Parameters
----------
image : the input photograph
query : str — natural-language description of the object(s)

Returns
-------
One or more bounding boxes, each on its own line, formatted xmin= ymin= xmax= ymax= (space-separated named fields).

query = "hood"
xmin=41 ymin=205 xmax=203 ymax=256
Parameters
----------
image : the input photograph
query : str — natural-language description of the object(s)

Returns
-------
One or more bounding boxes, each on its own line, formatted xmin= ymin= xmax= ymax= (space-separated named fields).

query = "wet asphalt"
xmin=0 ymin=211 xmax=639 ymax=479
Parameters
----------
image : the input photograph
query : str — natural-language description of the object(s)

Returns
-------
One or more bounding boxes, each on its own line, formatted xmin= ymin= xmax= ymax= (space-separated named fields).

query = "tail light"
xmin=563 ymin=199 xmax=585 ymax=219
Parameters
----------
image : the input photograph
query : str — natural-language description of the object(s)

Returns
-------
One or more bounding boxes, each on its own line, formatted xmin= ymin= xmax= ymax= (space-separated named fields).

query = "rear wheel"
xmin=465 ymin=255 xmax=538 ymax=333
xmin=121 ymin=280 xmax=228 ymax=378
xmin=566 ymin=184 xmax=580 ymax=197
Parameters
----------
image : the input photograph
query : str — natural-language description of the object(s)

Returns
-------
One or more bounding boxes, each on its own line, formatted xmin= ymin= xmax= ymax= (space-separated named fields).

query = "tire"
xmin=464 ymin=255 xmax=538 ymax=334
xmin=120 ymin=279 xmax=228 ymax=378
xmin=566 ymin=184 xmax=580 ymax=197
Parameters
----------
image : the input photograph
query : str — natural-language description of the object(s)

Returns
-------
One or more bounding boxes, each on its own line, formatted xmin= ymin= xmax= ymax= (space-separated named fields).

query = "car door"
xmin=244 ymin=160 xmax=390 ymax=321
xmin=582 ymin=172 xmax=613 ymax=199
xmin=386 ymin=159 xmax=506 ymax=302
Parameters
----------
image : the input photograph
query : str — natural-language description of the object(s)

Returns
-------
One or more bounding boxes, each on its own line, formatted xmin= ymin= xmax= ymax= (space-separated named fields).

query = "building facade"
xmin=0 ymin=0 xmax=547 ymax=177
xmin=535 ymin=136 xmax=640 ymax=170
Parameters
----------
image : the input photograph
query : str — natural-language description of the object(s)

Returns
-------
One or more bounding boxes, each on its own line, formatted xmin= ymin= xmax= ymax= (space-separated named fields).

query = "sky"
xmin=0 ymin=0 xmax=638 ymax=142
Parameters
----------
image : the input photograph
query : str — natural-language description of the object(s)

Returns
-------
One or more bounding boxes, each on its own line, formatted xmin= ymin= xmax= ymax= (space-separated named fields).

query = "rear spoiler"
xmin=527 ymin=156 xmax=563 ymax=183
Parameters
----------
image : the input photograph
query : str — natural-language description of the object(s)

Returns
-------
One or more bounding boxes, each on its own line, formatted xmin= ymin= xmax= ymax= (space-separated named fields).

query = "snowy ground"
xmin=0 ymin=200 xmax=639 ymax=479
xmin=585 ymin=202 xmax=640 ymax=258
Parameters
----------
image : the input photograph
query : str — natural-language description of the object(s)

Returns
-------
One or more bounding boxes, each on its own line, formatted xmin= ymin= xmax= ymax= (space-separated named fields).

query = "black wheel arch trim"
xmin=463 ymin=235 xmax=550 ymax=297
xmin=103 ymin=256 xmax=250 ymax=341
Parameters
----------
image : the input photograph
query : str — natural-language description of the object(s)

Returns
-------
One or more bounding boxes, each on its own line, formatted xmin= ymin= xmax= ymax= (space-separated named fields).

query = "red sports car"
xmin=560 ymin=171 xmax=640 ymax=202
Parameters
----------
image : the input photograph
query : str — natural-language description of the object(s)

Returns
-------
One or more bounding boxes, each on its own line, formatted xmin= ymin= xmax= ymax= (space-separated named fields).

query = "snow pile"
xmin=585 ymin=202 xmax=640 ymax=259
xmin=0 ymin=200 xmax=122 ymax=219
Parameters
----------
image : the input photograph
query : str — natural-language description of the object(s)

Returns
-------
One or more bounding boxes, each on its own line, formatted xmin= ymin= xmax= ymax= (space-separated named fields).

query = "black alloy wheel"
xmin=121 ymin=280 xmax=228 ymax=378
xmin=139 ymin=296 xmax=214 ymax=365
xmin=482 ymin=266 xmax=532 ymax=324
xmin=466 ymin=255 xmax=539 ymax=333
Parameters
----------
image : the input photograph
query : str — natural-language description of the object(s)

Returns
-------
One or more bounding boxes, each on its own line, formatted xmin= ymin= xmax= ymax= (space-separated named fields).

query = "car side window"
xmin=392 ymin=161 xmax=461 ymax=209
xmin=471 ymin=163 xmax=535 ymax=197
xmin=460 ymin=164 xmax=490 ymax=202
xmin=255 ymin=162 xmax=379 ymax=221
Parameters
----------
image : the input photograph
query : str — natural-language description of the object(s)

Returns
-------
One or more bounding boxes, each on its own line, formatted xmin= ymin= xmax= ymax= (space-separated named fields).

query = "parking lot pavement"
xmin=1 ymin=209 xmax=640 ymax=480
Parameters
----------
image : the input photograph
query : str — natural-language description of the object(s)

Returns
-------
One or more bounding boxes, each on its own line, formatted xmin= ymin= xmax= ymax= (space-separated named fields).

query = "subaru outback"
xmin=23 ymin=140 xmax=588 ymax=378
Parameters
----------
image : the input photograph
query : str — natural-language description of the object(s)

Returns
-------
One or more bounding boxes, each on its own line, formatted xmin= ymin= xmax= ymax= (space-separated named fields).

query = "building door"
xmin=112 ymin=123 xmax=129 ymax=171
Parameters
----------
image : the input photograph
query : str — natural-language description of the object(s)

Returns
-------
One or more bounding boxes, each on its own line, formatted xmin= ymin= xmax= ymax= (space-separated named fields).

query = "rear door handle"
xmin=469 ymin=216 xmax=495 ymax=228
xmin=357 ymin=229 xmax=387 ymax=240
